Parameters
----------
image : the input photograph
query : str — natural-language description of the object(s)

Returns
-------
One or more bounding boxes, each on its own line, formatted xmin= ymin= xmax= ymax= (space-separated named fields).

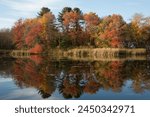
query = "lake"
xmin=0 ymin=55 xmax=150 ymax=100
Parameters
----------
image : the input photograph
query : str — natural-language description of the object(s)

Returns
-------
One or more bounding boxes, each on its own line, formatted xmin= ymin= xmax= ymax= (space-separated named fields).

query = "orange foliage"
xmin=28 ymin=55 xmax=43 ymax=65
xmin=12 ymin=60 xmax=43 ymax=88
xmin=84 ymin=12 xmax=100 ymax=30
xmin=98 ymin=14 xmax=127 ymax=47
xmin=12 ymin=19 xmax=25 ymax=49
xmin=12 ymin=12 xmax=56 ymax=52
xmin=63 ymin=11 xmax=82 ymax=30
xmin=25 ymin=23 xmax=43 ymax=46
xmin=28 ymin=43 xmax=43 ymax=53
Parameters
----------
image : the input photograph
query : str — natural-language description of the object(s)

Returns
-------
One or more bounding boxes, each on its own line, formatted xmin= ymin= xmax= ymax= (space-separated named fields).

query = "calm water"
xmin=0 ymin=56 xmax=150 ymax=100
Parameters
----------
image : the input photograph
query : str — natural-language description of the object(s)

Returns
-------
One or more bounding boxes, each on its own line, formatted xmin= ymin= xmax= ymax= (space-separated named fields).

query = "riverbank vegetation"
xmin=0 ymin=7 xmax=150 ymax=54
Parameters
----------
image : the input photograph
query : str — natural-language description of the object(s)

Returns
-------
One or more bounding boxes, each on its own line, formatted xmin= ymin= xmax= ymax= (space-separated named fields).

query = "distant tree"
xmin=0 ymin=29 xmax=13 ymax=49
xmin=132 ymin=13 xmax=144 ymax=26
xmin=128 ymin=13 xmax=150 ymax=48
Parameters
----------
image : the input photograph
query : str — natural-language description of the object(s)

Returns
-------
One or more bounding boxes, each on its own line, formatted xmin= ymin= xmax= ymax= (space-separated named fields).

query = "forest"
xmin=0 ymin=7 xmax=150 ymax=54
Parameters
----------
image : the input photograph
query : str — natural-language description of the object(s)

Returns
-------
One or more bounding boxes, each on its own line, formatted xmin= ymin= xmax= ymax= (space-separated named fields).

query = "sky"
xmin=0 ymin=0 xmax=150 ymax=28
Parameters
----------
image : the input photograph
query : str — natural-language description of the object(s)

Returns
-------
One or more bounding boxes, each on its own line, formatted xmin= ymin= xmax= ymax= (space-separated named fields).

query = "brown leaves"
xmin=84 ymin=12 xmax=100 ymax=30
xmin=62 ymin=11 xmax=82 ymax=30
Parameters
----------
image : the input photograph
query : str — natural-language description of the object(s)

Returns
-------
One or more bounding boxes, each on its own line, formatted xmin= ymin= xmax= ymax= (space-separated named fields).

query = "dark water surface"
xmin=0 ymin=56 xmax=150 ymax=100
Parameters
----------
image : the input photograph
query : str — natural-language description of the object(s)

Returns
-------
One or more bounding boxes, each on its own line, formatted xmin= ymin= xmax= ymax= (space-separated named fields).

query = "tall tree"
xmin=38 ymin=12 xmax=58 ymax=50
xmin=62 ymin=8 xmax=83 ymax=46
xmin=58 ymin=7 xmax=72 ymax=32
xmin=38 ymin=7 xmax=51 ymax=17
xmin=12 ymin=19 xmax=25 ymax=49
xmin=84 ymin=12 xmax=100 ymax=46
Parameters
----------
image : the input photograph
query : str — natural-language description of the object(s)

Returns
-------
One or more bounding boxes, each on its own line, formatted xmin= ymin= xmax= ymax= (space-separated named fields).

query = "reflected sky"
xmin=0 ymin=77 xmax=64 ymax=100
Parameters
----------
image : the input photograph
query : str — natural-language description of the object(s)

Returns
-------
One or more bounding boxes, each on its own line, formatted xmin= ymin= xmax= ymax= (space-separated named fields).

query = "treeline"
xmin=0 ymin=29 xmax=14 ymax=50
xmin=1 ymin=7 xmax=150 ymax=52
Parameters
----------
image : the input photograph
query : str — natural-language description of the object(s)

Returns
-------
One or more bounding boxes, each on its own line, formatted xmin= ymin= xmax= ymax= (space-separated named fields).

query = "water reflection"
xmin=0 ymin=56 xmax=150 ymax=99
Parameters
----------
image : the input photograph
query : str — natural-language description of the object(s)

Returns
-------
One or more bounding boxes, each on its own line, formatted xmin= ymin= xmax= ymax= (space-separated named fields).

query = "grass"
xmin=0 ymin=48 xmax=147 ymax=61
xmin=49 ymin=48 xmax=146 ymax=61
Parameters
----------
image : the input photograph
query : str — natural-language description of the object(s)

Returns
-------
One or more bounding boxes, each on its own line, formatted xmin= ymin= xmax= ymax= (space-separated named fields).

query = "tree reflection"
xmin=12 ymin=56 xmax=57 ymax=99
xmin=58 ymin=74 xmax=83 ymax=99
xmin=0 ymin=57 xmax=15 ymax=78
xmin=1 ymin=56 xmax=150 ymax=99
xmin=123 ymin=61 xmax=150 ymax=93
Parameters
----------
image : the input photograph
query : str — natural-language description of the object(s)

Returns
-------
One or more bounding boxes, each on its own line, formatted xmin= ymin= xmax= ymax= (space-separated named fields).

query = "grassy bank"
xmin=1 ymin=48 xmax=147 ymax=61
xmin=49 ymin=48 xmax=146 ymax=57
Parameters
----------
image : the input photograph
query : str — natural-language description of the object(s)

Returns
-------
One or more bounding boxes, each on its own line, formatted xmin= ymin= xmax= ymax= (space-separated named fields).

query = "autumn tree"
xmin=62 ymin=8 xmax=83 ymax=32
xmin=128 ymin=13 xmax=150 ymax=48
xmin=62 ymin=8 xmax=84 ymax=46
xmin=96 ymin=14 xmax=127 ymax=48
xmin=84 ymin=12 xmax=100 ymax=46
xmin=38 ymin=7 xmax=51 ymax=17
xmin=12 ymin=19 xmax=25 ymax=49
xmin=127 ymin=14 xmax=144 ymax=48
xmin=11 ymin=7 xmax=150 ymax=51
xmin=12 ymin=7 xmax=58 ymax=52
xmin=58 ymin=7 xmax=72 ymax=32
xmin=140 ymin=23 xmax=150 ymax=49
xmin=0 ymin=29 xmax=13 ymax=49
xmin=38 ymin=12 xmax=58 ymax=50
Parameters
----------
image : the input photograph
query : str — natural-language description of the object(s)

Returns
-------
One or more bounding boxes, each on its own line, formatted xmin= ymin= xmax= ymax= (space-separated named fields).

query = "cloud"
xmin=0 ymin=0 xmax=65 ymax=28
xmin=0 ymin=0 xmax=62 ymax=12
xmin=0 ymin=18 xmax=16 ymax=28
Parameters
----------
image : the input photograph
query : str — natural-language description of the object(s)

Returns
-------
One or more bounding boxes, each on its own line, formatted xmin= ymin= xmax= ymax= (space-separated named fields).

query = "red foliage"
xmin=84 ymin=12 xmax=100 ymax=30
xmin=28 ymin=55 xmax=43 ymax=65
xmin=111 ymin=38 xmax=121 ymax=48
xmin=25 ymin=23 xmax=43 ymax=46
xmin=101 ymin=61 xmax=123 ymax=90
xmin=12 ymin=19 xmax=25 ymax=49
xmin=98 ymin=14 xmax=126 ymax=47
xmin=28 ymin=43 xmax=43 ymax=53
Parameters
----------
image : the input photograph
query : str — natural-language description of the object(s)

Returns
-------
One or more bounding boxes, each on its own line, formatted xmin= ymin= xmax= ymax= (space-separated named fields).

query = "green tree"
xmin=38 ymin=7 xmax=51 ymax=17
xmin=58 ymin=7 xmax=72 ymax=32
